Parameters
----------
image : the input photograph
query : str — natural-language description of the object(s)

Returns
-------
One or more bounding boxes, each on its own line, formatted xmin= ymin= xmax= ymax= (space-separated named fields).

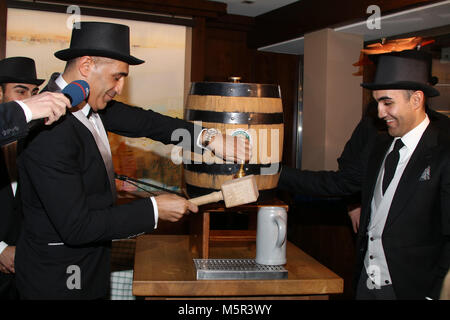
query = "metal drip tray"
xmin=193 ymin=259 xmax=288 ymax=280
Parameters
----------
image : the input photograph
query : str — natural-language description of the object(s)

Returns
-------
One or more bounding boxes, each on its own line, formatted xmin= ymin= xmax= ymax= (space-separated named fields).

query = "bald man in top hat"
xmin=0 ymin=56 xmax=58 ymax=299
xmin=278 ymin=49 xmax=450 ymax=300
xmin=16 ymin=22 xmax=250 ymax=299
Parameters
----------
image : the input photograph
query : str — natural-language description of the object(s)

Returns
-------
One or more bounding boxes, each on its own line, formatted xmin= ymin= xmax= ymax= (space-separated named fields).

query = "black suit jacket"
xmin=0 ymin=142 xmax=22 ymax=298
xmin=0 ymin=146 xmax=22 ymax=246
xmin=279 ymin=109 xmax=450 ymax=299
xmin=15 ymin=74 xmax=202 ymax=299
xmin=0 ymin=102 xmax=29 ymax=146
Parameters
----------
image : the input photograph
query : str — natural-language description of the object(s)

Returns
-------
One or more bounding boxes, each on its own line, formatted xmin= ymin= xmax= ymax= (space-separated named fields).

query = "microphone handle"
xmin=28 ymin=118 xmax=46 ymax=131
xmin=63 ymin=93 xmax=73 ymax=105
xmin=28 ymin=93 xmax=74 ymax=130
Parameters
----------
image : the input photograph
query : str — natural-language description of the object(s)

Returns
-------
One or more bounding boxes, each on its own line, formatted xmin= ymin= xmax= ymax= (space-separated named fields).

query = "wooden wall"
xmin=0 ymin=0 xmax=6 ymax=59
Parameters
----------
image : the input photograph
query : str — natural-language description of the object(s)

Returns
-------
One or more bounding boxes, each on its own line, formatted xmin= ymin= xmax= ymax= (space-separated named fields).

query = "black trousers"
xmin=356 ymin=270 xmax=397 ymax=300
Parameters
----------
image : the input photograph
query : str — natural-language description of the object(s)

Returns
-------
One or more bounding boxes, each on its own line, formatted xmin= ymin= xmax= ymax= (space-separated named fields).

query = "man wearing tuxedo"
xmin=0 ymin=57 xmax=49 ymax=299
xmin=278 ymin=49 xmax=450 ymax=299
xmin=15 ymin=22 xmax=250 ymax=299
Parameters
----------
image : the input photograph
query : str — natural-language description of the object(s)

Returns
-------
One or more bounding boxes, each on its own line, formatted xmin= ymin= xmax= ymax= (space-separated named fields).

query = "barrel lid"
xmin=190 ymin=81 xmax=281 ymax=98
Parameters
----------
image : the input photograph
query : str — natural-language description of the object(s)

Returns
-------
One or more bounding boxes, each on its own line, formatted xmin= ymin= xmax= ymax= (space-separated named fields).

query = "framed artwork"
xmin=429 ymin=58 xmax=450 ymax=117
xmin=6 ymin=8 xmax=189 ymax=194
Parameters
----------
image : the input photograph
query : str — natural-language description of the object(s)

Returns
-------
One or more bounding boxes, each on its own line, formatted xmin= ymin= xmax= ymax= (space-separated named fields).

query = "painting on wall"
xmin=6 ymin=8 xmax=188 ymax=195
xmin=429 ymin=58 xmax=450 ymax=117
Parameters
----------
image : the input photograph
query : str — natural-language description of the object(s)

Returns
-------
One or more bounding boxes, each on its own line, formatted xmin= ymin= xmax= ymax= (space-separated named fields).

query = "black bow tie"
xmin=87 ymin=108 xmax=94 ymax=118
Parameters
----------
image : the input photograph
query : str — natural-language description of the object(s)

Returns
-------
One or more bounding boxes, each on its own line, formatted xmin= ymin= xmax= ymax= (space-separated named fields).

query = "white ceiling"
xmin=259 ymin=0 xmax=450 ymax=54
xmin=209 ymin=0 xmax=298 ymax=17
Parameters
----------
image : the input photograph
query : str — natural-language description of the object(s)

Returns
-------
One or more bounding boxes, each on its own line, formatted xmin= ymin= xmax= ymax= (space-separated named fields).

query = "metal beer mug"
xmin=256 ymin=206 xmax=287 ymax=265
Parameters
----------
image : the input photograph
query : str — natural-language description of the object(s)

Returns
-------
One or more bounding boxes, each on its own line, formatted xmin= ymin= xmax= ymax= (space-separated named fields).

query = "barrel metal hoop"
xmin=185 ymin=109 xmax=284 ymax=125
xmin=190 ymin=82 xmax=281 ymax=98
xmin=184 ymin=163 xmax=281 ymax=175
xmin=185 ymin=184 xmax=277 ymax=199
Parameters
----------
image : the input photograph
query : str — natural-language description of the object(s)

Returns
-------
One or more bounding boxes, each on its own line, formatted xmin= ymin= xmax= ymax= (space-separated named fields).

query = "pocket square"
xmin=419 ymin=166 xmax=431 ymax=181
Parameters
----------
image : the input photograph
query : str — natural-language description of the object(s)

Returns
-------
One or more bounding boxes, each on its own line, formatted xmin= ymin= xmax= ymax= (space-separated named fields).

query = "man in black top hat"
xmin=16 ymin=21 xmax=250 ymax=299
xmin=0 ymin=56 xmax=64 ymax=299
xmin=278 ymin=49 xmax=450 ymax=300
xmin=0 ymin=57 xmax=70 ymax=147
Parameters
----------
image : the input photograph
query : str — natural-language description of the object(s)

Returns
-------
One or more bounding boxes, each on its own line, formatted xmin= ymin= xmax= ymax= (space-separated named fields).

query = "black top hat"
xmin=0 ymin=56 xmax=45 ymax=85
xmin=361 ymin=49 xmax=439 ymax=97
xmin=55 ymin=21 xmax=145 ymax=65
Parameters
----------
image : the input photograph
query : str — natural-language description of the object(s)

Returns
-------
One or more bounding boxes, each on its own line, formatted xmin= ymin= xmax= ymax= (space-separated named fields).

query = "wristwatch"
xmin=202 ymin=128 xmax=219 ymax=147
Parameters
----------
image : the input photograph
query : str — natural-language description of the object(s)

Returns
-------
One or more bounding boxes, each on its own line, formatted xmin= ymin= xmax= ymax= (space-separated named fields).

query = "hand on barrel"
xmin=207 ymin=133 xmax=251 ymax=163
xmin=155 ymin=193 xmax=198 ymax=222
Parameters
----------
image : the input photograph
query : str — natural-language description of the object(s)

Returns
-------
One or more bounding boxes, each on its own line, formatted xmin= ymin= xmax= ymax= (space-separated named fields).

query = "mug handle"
xmin=274 ymin=215 xmax=286 ymax=248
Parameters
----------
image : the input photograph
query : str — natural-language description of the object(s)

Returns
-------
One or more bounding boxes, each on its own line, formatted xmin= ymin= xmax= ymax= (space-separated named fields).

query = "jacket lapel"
xmin=40 ymin=72 xmax=61 ymax=93
xmin=0 ymin=147 xmax=14 ymax=198
xmin=384 ymin=122 xmax=438 ymax=230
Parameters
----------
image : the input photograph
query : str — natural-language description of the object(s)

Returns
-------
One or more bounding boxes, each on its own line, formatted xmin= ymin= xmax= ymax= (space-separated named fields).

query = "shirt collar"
xmin=398 ymin=114 xmax=430 ymax=152
xmin=56 ymin=74 xmax=91 ymax=117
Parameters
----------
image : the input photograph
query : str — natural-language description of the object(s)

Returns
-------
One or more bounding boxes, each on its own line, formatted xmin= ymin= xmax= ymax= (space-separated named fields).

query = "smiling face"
xmin=373 ymin=89 xmax=426 ymax=137
xmin=0 ymin=82 xmax=39 ymax=103
xmin=80 ymin=57 xmax=129 ymax=111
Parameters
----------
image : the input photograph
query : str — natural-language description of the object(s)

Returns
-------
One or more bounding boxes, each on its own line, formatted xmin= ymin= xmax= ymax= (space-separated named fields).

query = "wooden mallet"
xmin=189 ymin=175 xmax=259 ymax=208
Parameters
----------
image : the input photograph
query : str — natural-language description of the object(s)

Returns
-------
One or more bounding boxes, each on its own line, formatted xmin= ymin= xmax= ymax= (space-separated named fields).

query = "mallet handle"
xmin=189 ymin=191 xmax=223 ymax=206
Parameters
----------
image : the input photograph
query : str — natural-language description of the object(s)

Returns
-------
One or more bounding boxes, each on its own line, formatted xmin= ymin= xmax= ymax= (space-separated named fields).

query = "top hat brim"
xmin=361 ymin=81 xmax=440 ymax=97
xmin=0 ymin=76 xmax=45 ymax=86
xmin=54 ymin=48 xmax=145 ymax=65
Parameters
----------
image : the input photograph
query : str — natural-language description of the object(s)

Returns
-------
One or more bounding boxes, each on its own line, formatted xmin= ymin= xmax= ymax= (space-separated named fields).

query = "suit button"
xmin=369 ymin=255 xmax=374 ymax=260
xmin=385 ymin=280 xmax=390 ymax=284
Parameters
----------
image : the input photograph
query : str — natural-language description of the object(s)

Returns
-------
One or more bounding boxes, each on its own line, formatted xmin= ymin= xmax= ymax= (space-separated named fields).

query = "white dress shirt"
xmin=365 ymin=114 xmax=430 ymax=288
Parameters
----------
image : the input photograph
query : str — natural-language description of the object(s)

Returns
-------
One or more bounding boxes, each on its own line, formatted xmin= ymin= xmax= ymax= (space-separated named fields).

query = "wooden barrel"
xmin=183 ymin=81 xmax=284 ymax=199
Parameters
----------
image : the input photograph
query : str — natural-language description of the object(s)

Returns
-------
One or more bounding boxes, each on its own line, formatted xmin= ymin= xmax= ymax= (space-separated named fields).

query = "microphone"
xmin=62 ymin=80 xmax=90 ymax=106
xmin=29 ymin=80 xmax=90 ymax=130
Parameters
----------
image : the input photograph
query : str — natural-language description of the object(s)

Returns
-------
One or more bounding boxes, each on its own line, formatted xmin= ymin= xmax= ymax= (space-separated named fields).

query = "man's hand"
xmin=348 ymin=206 xmax=361 ymax=233
xmin=23 ymin=92 xmax=71 ymax=125
xmin=207 ymin=133 xmax=251 ymax=163
xmin=155 ymin=193 xmax=198 ymax=222
xmin=0 ymin=246 xmax=15 ymax=274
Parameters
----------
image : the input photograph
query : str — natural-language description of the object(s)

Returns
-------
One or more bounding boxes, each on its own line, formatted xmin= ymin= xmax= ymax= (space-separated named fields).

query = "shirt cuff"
xmin=150 ymin=196 xmax=158 ymax=229
xmin=197 ymin=128 xmax=207 ymax=150
xmin=0 ymin=241 xmax=9 ymax=255
xmin=15 ymin=100 xmax=33 ymax=123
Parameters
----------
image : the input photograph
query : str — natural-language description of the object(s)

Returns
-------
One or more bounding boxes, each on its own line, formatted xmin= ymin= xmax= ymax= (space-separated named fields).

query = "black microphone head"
xmin=62 ymin=80 xmax=90 ymax=106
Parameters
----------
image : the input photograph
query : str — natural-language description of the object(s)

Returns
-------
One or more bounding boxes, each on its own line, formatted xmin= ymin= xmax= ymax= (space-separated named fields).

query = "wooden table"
xmin=133 ymin=235 xmax=343 ymax=299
